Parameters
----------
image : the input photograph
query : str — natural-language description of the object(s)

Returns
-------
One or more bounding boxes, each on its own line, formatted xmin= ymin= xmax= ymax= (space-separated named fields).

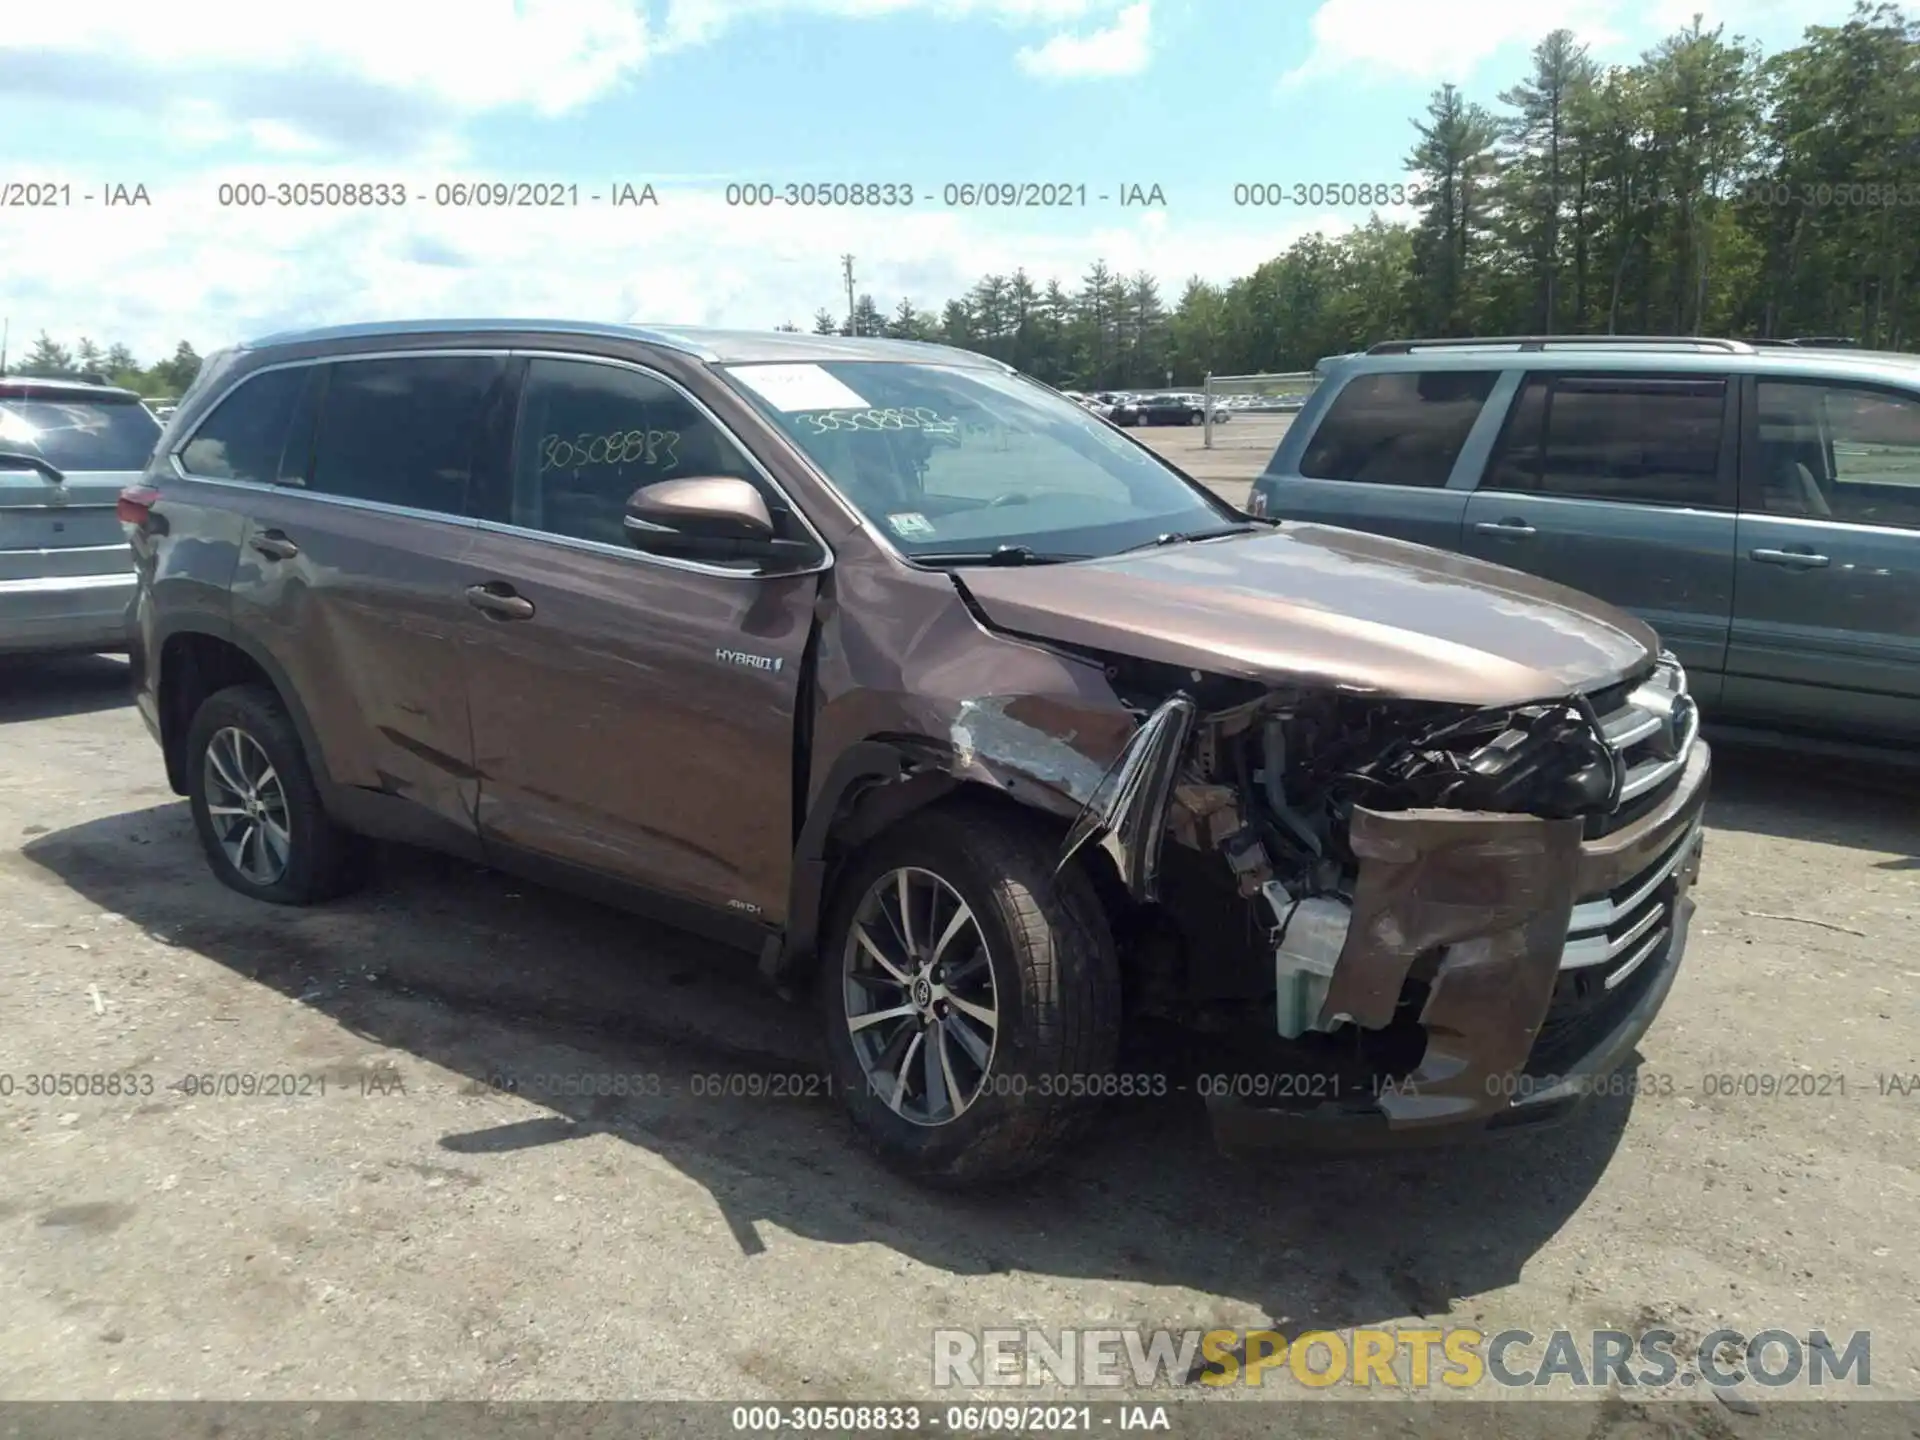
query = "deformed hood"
xmin=956 ymin=524 xmax=1660 ymax=707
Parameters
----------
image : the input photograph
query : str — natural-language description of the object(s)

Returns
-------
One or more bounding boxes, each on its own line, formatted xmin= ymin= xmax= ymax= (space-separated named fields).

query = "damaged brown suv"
xmin=126 ymin=321 xmax=1708 ymax=1184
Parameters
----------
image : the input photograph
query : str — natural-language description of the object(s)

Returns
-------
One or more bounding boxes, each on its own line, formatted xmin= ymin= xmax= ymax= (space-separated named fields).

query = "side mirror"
xmin=623 ymin=476 xmax=812 ymax=567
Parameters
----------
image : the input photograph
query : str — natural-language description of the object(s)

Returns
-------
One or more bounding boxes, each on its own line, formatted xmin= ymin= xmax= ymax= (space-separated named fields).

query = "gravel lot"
xmin=1 ymin=425 xmax=1915 ymax=1423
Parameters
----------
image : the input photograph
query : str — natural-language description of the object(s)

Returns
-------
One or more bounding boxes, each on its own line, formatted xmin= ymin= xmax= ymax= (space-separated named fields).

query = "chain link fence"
xmin=1201 ymin=370 xmax=1320 ymax=449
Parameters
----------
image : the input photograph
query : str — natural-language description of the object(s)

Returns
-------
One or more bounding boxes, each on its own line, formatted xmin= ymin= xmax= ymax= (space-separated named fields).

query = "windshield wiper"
xmin=912 ymin=545 xmax=1090 ymax=567
xmin=1117 ymin=523 xmax=1263 ymax=554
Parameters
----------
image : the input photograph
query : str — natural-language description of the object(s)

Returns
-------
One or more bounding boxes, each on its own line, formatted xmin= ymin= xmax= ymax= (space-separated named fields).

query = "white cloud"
xmin=0 ymin=162 xmax=1322 ymax=363
xmin=5 ymin=0 xmax=656 ymax=117
xmin=1016 ymin=1 xmax=1152 ymax=78
xmin=0 ymin=0 xmax=1145 ymax=158
xmin=1281 ymin=0 xmax=1626 ymax=86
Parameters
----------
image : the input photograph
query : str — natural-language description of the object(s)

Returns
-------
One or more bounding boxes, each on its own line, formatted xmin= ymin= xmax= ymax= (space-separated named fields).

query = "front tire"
xmin=818 ymin=802 xmax=1120 ymax=1187
xmin=185 ymin=683 xmax=365 ymax=905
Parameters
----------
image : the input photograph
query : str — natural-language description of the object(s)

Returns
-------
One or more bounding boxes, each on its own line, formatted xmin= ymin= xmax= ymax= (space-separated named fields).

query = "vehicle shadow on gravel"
xmin=1702 ymin=742 xmax=1920 ymax=869
xmin=0 ymin=653 xmax=131 ymax=724
xmin=29 ymin=796 xmax=1635 ymax=1345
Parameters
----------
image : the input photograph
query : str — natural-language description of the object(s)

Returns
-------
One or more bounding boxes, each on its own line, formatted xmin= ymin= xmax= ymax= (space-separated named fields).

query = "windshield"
xmin=723 ymin=360 xmax=1232 ymax=559
xmin=0 ymin=395 xmax=163 ymax=471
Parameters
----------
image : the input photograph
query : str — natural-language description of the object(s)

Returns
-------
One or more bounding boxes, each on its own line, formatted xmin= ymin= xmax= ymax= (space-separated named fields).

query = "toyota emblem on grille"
xmin=1651 ymin=694 xmax=1697 ymax=760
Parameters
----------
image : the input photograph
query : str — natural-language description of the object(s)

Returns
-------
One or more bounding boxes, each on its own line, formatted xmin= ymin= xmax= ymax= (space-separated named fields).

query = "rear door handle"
xmin=1750 ymin=547 xmax=1830 ymax=568
xmin=1473 ymin=519 xmax=1537 ymax=538
xmin=466 ymin=583 xmax=535 ymax=620
xmin=250 ymin=531 xmax=298 ymax=560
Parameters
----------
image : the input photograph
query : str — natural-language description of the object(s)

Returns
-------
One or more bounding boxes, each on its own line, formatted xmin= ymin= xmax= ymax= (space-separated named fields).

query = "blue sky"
xmin=0 ymin=0 xmax=1865 ymax=364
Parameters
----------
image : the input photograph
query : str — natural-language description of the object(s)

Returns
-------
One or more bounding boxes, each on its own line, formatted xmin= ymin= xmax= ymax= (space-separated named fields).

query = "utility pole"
xmin=841 ymin=255 xmax=857 ymax=335
xmin=1 ymin=318 xmax=8 ymax=375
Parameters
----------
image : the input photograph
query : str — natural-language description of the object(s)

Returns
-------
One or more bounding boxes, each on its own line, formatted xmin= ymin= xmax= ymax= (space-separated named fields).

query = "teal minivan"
xmin=1252 ymin=337 xmax=1920 ymax=747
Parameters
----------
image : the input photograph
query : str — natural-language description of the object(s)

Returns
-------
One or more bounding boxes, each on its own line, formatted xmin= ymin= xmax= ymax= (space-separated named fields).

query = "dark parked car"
xmin=127 ymin=320 xmax=1708 ymax=1184
xmin=1 ymin=375 xmax=162 ymax=654
xmin=1113 ymin=393 xmax=1209 ymax=427
xmin=1249 ymin=335 xmax=1920 ymax=748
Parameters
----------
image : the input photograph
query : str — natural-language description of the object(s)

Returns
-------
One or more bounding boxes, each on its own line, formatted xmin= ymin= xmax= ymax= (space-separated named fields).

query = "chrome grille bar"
xmin=1560 ymin=820 xmax=1702 ymax=971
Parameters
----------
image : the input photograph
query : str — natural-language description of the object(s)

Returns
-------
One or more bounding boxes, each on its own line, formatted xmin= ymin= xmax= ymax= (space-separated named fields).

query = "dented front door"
xmin=458 ymin=528 xmax=818 ymax=920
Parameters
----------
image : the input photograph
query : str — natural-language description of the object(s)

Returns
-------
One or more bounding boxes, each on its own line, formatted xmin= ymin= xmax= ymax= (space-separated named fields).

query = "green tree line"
xmin=795 ymin=2 xmax=1920 ymax=387
xmin=16 ymin=5 xmax=1915 ymax=397
xmin=5 ymin=332 xmax=203 ymax=399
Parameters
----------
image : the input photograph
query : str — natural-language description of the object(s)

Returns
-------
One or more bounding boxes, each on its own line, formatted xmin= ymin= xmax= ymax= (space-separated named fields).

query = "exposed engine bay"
xmin=1165 ymin=688 xmax=1624 ymax=1034
xmin=1054 ymin=652 xmax=1705 ymax=1123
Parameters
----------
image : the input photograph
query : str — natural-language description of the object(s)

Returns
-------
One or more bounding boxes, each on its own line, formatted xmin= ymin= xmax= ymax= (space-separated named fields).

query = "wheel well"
xmin=156 ymin=633 xmax=271 ymax=794
xmin=795 ymin=775 xmax=1135 ymax=982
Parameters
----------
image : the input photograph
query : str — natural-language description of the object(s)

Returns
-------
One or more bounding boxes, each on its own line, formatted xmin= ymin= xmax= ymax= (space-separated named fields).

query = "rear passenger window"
xmin=178 ymin=366 xmax=309 ymax=483
xmin=1488 ymin=375 xmax=1725 ymax=508
xmin=508 ymin=358 xmax=781 ymax=550
xmin=1298 ymin=370 xmax=1498 ymax=487
xmin=304 ymin=356 xmax=502 ymax=515
xmin=1754 ymin=380 xmax=1920 ymax=531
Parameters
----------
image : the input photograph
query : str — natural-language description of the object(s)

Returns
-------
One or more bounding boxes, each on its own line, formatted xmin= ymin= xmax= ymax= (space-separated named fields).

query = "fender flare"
xmin=765 ymin=739 xmax=958 ymax=987
xmin=152 ymin=617 xmax=335 ymax=796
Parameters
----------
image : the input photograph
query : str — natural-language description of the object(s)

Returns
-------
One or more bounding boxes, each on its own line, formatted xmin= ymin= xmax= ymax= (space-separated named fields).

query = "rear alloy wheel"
xmin=202 ymin=726 xmax=292 ymax=887
xmin=819 ymin=803 xmax=1120 ymax=1186
xmin=1187 ymin=410 xmax=1204 ymax=425
xmin=186 ymin=683 xmax=366 ymax=906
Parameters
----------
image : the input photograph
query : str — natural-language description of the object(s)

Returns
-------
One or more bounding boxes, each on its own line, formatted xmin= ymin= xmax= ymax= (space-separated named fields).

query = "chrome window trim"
xmin=0 ymin=572 xmax=137 ymax=594
xmin=1740 ymin=509 xmax=1920 ymax=540
xmin=168 ymin=457 xmax=486 ymax=527
xmin=0 ymin=542 xmax=128 ymax=557
xmin=502 ymin=350 xmax=834 ymax=579
xmin=466 ymin=515 xmax=825 ymax=577
xmin=169 ymin=345 xmax=836 ymax=579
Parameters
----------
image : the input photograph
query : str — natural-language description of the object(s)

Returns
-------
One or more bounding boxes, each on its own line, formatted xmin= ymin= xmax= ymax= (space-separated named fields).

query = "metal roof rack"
xmin=1366 ymin=335 xmax=1758 ymax=355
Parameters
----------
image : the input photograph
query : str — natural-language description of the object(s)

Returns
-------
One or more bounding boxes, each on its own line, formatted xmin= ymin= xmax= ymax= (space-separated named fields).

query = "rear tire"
xmin=185 ymin=683 xmax=366 ymax=906
xmin=818 ymin=801 xmax=1120 ymax=1187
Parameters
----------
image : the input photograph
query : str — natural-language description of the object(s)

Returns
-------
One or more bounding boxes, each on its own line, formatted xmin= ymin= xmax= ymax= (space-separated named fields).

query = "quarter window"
xmin=305 ymin=356 xmax=503 ymax=515
xmin=1487 ymin=375 xmax=1726 ymax=508
xmin=510 ymin=359 xmax=778 ymax=550
xmin=177 ymin=366 xmax=310 ymax=483
xmin=1753 ymin=380 xmax=1920 ymax=531
xmin=1298 ymin=370 xmax=1499 ymax=487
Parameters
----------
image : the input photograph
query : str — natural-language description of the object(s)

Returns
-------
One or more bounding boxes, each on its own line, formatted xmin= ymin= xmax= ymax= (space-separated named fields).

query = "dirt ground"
xmin=1 ymin=427 xmax=1915 ymax=1422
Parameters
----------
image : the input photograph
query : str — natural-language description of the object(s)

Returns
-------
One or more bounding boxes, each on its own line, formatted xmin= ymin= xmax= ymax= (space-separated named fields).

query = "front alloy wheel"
xmin=818 ymin=803 xmax=1121 ymax=1186
xmin=843 ymin=867 xmax=998 ymax=1125
xmin=202 ymin=725 xmax=293 ymax=886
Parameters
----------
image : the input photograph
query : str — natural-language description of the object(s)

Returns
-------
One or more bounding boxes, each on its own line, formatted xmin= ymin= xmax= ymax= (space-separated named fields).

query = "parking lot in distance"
xmin=0 ymin=425 xmax=1915 ymax=1407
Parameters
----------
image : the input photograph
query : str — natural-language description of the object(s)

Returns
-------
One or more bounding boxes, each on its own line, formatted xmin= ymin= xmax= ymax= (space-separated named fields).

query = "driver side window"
xmin=511 ymin=359 xmax=778 ymax=547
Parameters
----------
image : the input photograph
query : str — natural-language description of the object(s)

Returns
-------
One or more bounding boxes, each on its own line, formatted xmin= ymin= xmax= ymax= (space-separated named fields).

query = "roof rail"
xmin=1366 ymin=335 xmax=1757 ymax=355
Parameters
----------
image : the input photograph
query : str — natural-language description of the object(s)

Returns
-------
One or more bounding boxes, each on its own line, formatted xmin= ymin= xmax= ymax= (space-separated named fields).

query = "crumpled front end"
xmin=1065 ymin=651 xmax=1709 ymax=1147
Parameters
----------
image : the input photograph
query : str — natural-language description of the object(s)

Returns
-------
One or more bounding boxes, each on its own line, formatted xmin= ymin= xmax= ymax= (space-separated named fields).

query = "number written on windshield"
xmin=800 ymin=407 xmax=958 ymax=435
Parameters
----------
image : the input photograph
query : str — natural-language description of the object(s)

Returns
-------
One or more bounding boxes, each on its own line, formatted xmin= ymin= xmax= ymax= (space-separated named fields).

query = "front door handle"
xmin=250 ymin=531 xmax=298 ymax=560
xmin=1750 ymin=547 xmax=1830 ymax=568
xmin=466 ymin=583 xmax=536 ymax=620
xmin=1474 ymin=519 xmax=1537 ymax=538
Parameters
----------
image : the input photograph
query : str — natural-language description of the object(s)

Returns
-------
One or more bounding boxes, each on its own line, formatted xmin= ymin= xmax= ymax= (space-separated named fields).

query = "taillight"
xmin=1245 ymin=487 xmax=1268 ymax=518
xmin=117 ymin=485 xmax=160 ymax=525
